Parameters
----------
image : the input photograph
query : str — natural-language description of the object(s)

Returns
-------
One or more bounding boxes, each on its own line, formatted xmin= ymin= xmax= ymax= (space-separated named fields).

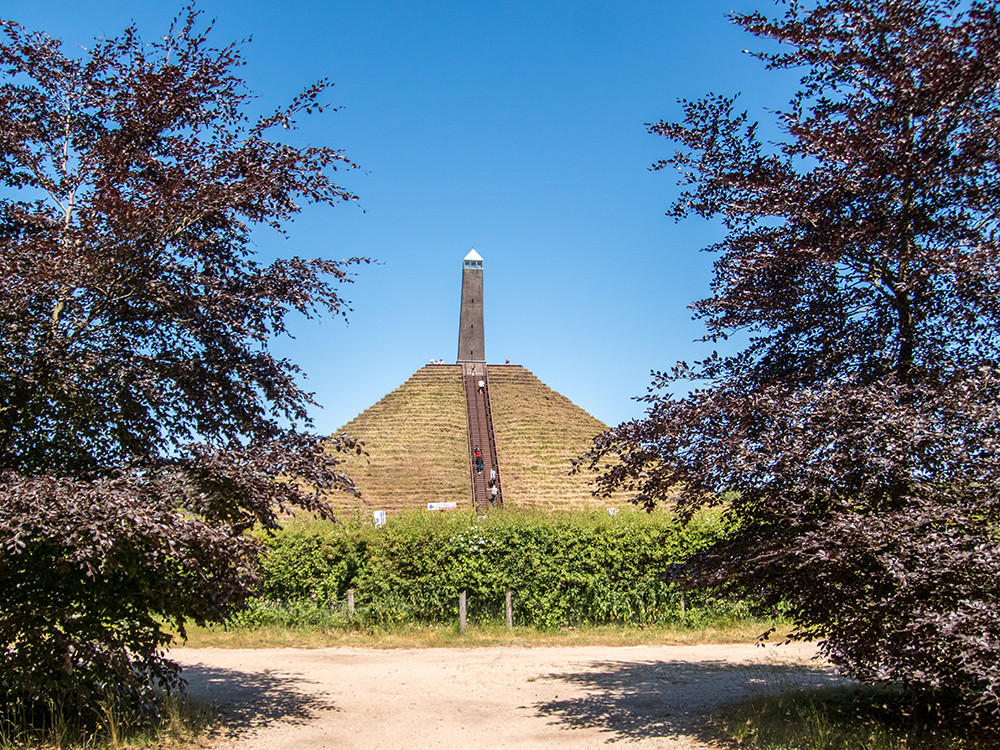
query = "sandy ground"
xmin=174 ymin=642 xmax=848 ymax=749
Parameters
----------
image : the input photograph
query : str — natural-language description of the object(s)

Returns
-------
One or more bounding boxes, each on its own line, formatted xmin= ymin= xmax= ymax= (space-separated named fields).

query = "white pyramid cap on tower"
xmin=464 ymin=249 xmax=483 ymax=261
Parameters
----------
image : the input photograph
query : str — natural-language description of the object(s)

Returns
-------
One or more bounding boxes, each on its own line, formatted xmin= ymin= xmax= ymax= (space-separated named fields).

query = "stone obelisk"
xmin=457 ymin=249 xmax=485 ymax=362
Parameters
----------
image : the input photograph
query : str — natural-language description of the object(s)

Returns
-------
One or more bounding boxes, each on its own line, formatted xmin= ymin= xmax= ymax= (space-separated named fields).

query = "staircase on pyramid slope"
xmin=461 ymin=362 xmax=502 ymax=512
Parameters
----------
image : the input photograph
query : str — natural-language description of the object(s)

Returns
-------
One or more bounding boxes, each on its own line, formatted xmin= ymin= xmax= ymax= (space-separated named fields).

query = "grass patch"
xmin=0 ymin=691 xmax=214 ymax=750
xmin=174 ymin=618 xmax=791 ymax=649
xmin=331 ymin=365 xmax=472 ymax=513
xmin=720 ymin=683 xmax=1000 ymax=749
xmin=489 ymin=365 xmax=630 ymax=509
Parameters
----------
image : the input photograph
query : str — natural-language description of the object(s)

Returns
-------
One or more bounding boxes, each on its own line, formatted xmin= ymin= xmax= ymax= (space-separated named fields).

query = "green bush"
xmin=227 ymin=598 xmax=350 ymax=629
xmin=244 ymin=508 xmax=751 ymax=629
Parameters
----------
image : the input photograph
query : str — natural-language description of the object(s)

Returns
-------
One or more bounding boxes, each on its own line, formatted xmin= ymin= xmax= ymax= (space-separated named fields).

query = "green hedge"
xmin=234 ymin=508 xmax=748 ymax=629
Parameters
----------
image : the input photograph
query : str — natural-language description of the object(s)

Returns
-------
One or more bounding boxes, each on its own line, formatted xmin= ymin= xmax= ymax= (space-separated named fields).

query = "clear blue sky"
xmin=4 ymin=1 xmax=798 ymax=433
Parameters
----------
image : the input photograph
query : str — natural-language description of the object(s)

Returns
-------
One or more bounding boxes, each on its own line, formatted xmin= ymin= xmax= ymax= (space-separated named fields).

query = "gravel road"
xmin=174 ymin=643 xmax=846 ymax=749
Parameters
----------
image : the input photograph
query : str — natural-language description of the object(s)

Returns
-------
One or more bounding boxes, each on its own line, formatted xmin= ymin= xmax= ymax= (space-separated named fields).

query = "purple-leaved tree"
xmin=584 ymin=0 xmax=1000 ymax=717
xmin=0 ymin=6 xmax=366 ymax=723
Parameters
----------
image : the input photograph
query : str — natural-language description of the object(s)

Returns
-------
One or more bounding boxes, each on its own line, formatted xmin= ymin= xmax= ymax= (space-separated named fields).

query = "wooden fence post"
xmin=347 ymin=588 xmax=355 ymax=616
xmin=505 ymin=588 xmax=513 ymax=629
xmin=679 ymin=591 xmax=686 ymax=618
xmin=459 ymin=590 xmax=467 ymax=635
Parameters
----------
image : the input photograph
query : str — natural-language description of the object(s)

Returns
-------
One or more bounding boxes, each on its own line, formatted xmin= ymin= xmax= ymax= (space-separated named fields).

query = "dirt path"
xmin=174 ymin=643 xmax=846 ymax=749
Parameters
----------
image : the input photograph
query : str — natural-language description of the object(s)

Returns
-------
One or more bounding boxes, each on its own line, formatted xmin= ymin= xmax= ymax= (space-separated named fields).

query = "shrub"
xmin=242 ymin=509 xmax=750 ymax=629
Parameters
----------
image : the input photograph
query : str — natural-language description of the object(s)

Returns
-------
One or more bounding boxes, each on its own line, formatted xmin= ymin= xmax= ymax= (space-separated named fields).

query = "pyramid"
xmin=325 ymin=250 xmax=623 ymax=514
xmin=329 ymin=363 xmax=618 ymax=513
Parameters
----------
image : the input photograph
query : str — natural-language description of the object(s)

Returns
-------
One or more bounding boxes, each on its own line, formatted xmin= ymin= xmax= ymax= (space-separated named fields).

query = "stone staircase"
xmin=461 ymin=363 xmax=502 ymax=512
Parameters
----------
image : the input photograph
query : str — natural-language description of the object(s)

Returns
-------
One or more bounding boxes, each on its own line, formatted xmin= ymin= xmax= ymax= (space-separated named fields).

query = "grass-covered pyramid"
xmin=329 ymin=364 xmax=617 ymax=514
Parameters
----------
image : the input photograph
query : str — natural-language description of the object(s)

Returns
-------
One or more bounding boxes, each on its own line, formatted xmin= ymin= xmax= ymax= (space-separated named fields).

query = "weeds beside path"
xmin=175 ymin=642 xmax=840 ymax=749
xmin=177 ymin=621 xmax=791 ymax=650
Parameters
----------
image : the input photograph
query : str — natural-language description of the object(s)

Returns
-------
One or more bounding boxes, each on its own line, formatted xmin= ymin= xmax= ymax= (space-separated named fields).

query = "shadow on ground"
xmin=531 ymin=658 xmax=849 ymax=745
xmin=180 ymin=664 xmax=338 ymax=738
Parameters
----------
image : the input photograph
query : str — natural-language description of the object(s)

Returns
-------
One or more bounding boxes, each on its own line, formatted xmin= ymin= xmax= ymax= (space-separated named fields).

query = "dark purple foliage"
xmin=0 ymin=6 xmax=366 ymax=721
xmin=583 ymin=0 xmax=1000 ymax=716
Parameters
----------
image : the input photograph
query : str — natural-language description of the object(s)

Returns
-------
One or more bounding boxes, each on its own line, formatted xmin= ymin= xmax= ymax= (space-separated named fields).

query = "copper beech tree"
xmin=583 ymin=0 xmax=1000 ymax=716
xmin=0 ymin=8 xmax=365 ymax=720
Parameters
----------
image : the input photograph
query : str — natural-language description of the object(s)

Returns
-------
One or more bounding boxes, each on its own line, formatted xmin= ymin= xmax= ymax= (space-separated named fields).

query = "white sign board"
xmin=427 ymin=501 xmax=458 ymax=511
xmin=373 ymin=509 xmax=387 ymax=527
